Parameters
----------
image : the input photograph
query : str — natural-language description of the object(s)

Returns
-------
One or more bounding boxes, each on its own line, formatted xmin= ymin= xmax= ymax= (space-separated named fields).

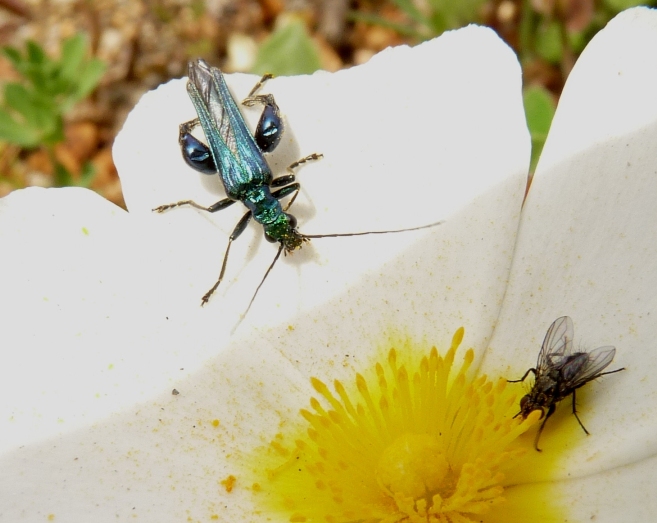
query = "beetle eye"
xmin=264 ymin=233 xmax=277 ymax=243
xmin=287 ymin=214 xmax=297 ymax=228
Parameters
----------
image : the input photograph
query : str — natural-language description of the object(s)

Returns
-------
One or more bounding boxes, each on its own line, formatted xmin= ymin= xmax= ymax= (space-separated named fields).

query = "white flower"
xmin=0 ymin=7 xmax=655 ymax=522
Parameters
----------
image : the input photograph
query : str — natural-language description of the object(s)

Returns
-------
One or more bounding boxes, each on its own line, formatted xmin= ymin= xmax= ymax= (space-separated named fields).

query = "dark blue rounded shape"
xmin=180 ymin=132 xmax=217 ymax=174
xmin=255 ymin=104 xmax=283 ymax=153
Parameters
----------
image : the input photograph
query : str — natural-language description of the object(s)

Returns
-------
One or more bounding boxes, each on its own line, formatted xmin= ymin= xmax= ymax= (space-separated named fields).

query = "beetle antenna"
xmin=240 ymin=220 xmax=443 ymax=319
xmin=242 ymin=244 xmax=284 ymax=318
xmin=303 ymin=220 xmax=444 ymax=239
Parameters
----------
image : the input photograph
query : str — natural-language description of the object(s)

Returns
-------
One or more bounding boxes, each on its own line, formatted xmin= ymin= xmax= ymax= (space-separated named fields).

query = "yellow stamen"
xmin=247 ymin=328 xmax=549 ymax=522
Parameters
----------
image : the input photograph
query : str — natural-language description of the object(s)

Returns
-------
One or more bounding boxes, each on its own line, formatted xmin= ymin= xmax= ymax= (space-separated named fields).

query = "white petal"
xmin=495 ymin=452 xmax=657 ymax=522
xmin=114 ymin=25 xmax=530 ymax=337
xmin=552 ymin=451 xmax=657 ymax=522
xmin=0 ymin=336 xmax=311 ymax=520
xmin=0 ymin=26 xmax=529 ymax=520
xmin=0 ymin=188 xmax=233 ymax=451
xmin=486 ymin=7 xmax=657 ymax=477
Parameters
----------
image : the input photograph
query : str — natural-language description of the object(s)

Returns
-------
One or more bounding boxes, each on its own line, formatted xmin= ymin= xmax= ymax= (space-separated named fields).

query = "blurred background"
xmin=0 ymin=0 xmax=653 ymax=209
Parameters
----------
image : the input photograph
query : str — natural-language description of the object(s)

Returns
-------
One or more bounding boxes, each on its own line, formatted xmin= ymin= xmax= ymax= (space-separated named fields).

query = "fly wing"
xmin=538 ymin=316 xmax=574 ymax=371
xmin=186 ymin=59 xmax=271 ymax=198
xmin=570 ymin=346 xmax=617 ymax=385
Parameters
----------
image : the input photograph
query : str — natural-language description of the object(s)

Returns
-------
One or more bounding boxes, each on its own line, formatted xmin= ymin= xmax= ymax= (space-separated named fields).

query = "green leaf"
xmin=53 ymin=159 xmax=73 ymax=187
xmin=4 ymin=83 xmax=60 ymax=137
xmin=59 ymin=34 xmax=87 ymax=82
xmin=348 ymin=11 xmax=428 ymax=39
xmin=523 ymin=85 xmax=556 ymax=172
xmin=2 ymin=46 xmax=23 ymax=69
xmin=251 ymin=19 xmax=321 ymax=76
xmin=78 ymin=161 xmax=97 ymax=187
xmin=391 ymin=0 xmax=432 ymax=27
xmin=20 ymin=43 xmax=53 ymax=94
xmin=4 ymin=83 xmax=41 ymax=128
xmin=427 ymin=0 xmax=487 ymax=30
xmin=0 ymin=32 xmax=104 ymax=150
xmin=26 ymin=40 xmax=46 ymax=65
xmin=39 ymin=112 xmax=65 ymax=146
xmin=567 ymin=29 xmax=587 ymax=54
xmin=602 ymin=0 xmax=649 ymax=11
xmin=68 ymin=58 xmax=106 ymax=104
xmin=535 ymin=20 xmax=563 ymax=64
xmin=349 ymin=0 xmax=487 ymax=39
xmin=0 ymin=108 xmax=41 ymax=147
xmin=52 ymin=155 xmax=95 ymax=188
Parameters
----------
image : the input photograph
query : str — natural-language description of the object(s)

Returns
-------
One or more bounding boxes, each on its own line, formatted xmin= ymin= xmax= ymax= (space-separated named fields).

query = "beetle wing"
xmin=537 ymin=316 xmax=574 ymax=371
xmin=186 ymin=59 xmax=271 ymax=198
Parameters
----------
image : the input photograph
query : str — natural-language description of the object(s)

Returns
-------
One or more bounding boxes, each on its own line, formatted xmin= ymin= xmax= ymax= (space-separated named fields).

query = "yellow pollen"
xmin=376 ymin=433 xmax=449 ymax=500
xmin=247 ymin=328 xmax=541 ymax=523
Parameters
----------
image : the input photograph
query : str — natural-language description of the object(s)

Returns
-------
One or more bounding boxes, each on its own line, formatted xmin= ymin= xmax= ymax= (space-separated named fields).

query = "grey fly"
xmin=508 ymin=316 xmax=624 ymax=451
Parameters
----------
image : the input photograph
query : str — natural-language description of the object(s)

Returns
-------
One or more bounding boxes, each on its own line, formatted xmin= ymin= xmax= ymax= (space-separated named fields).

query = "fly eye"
xmin=287 ymin=215 xmax=297 ymax=228
xmin=264 ymin=232 xmax=277 ymax=243
xmin=520 ymin=396 xmax=529 ymax=410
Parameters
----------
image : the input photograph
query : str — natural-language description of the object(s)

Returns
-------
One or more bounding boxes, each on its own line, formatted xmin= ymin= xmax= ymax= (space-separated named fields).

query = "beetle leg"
xmin=270 ymin=174 xmax=296 ymax=188
xmin=179 ymin=118 xmax=201 ymax=136
xmin=241 ymin=75 xmax=278 ymax=119
xmin=272 ymin=184 xmax=300 ymax=212
xmin=153 ymin=196 xmax=237 ymax=214
xmin=269 ymin=152 xmax=323 ymax=195
xmin=286 ymin=153 xmax=323 ymax=175
xmin=201 ymin=211 xmax=253 ymax=306
xmin=242 ymin=74 xmax=274 ymax=101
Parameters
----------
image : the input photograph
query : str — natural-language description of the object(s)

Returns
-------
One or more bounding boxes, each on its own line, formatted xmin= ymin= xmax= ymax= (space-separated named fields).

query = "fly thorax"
xmin=536 ymin=375 xmax=558 ymax=395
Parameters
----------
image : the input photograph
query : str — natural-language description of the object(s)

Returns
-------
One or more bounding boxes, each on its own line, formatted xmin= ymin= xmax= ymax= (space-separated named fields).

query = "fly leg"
xmin=508 ymin=368 xmax=537 ymax=383
xmin=571 ymin=388 xmax=590 ymax=435
xmin=596 ymin=367 xmax=626 ymax=377
xmin=201 ymin=211 xmax=253 ymax=306
xmin=534 ymin=403 xmax=556 ymax=452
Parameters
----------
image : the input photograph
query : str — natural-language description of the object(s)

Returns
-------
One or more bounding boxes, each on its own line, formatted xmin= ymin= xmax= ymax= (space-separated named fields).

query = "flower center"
xmin=247 ymin=328 xmax=542 ymax=523
xmin=376 ymin=433 xmax=449 ymax=502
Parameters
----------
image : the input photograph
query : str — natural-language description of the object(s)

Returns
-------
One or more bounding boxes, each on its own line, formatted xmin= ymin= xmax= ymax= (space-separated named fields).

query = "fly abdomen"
xmin=559 ymin=353 xmax=589 ymax=382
